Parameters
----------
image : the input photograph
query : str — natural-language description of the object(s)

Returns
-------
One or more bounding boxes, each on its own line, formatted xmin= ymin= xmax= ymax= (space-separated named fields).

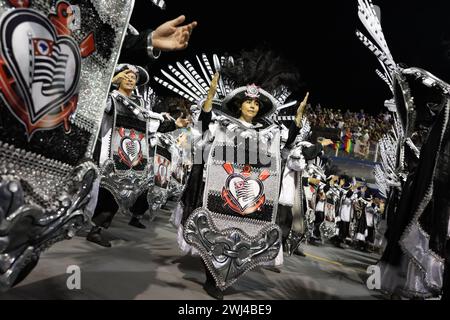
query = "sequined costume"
xmin=156 ymin=50 xmax=303 ymax=297
xmin=357 ymin=0 xmax=450 ymax=299
xmin=278 ymin=122 xmax=325 ymax=255
xmin=88 ymin=64 xmax=178 ymax=245
xmin=0 ymin=0 xmax=136 ymax=290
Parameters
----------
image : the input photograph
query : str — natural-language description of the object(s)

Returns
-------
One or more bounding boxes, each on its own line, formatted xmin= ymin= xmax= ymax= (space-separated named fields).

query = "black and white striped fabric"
xmin=32 ymin=40 xmax=68 ymax=96
xmin=276 ymin=115 xmax=295 ymax=121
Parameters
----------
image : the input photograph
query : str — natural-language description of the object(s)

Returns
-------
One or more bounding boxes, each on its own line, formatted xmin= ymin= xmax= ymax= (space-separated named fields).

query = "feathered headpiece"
xmin=355 ymin=0 xmax=408 ymax=133
xmin=356 ymin=0 xmax=396 ymax=90
xmin=154 ymin=48 xmax=301 ymax=120
xmin=115 ymin=63 xmax=149 ymax=87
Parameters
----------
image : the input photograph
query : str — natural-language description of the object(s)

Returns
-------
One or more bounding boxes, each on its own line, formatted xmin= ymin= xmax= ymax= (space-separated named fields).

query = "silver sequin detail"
xmin=0 ymin=142 xmax=73 ymax=205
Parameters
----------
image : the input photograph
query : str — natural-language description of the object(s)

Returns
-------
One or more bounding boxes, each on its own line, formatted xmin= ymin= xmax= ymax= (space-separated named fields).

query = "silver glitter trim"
xmin=73 ymin=0 xmax=135 ymax=135
xmin=90 ymin=0 xmax=132 ymax=30
xmin=399 ymin=100 xmax=450 ymax=296
xmin=184 ymin=208 xmax=281 ymax=291
xmin=0 ymin=141 xmax=73 ymax=205
xmin=99 ymin=159 xmax=153 ymax=215
xmin=147 ymin=185 xmax=169 ymax=213
xmin=0 ymin=161 xmax=97 ymax=291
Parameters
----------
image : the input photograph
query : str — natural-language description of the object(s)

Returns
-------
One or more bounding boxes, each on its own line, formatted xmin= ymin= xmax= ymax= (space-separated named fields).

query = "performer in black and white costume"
xmin=278 ymin=114 xmax=333 ymax=255
xmin=365 ymin=201 xmax=378 ymax=249
xmin=357 ymin=0 xmax=450 ymax=299
xmin=158 ymin=49 xmax=308 ymax=299
xmin=354 ymin=194 xmax=373 ymax=251
xmin=334 ymin=184 xmax=356 ymax=247
xmin=312 ymin=186 xmax=327 ymax=243
xmin=87 ymin=64 xmax=190 ymax=247
xmin=322 ymin=176 xmax=341 ymax=240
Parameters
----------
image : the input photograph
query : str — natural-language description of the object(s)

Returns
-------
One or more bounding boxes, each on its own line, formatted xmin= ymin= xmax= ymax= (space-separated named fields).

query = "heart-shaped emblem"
xmin=223 ymin=173 xmax=265 ymax=214
xmin=122 ymin=138 xmax=141 ymax=162
xmin=0 ymin=9 xmax=81 ymax=124
xmin=119 ymin=136 xmax=142 ymax=167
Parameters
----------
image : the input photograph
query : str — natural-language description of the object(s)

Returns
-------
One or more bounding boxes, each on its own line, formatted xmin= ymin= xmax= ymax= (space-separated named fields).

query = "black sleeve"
xmin=285 ymin=121 xmax=300 ymax=147
xmin=158 ymin=119 xmax=177 ymax=133
xmin=302 ymin=143 xmax=323 ymax=160
xmin=93 ymin=97 xmax=114 ymax=163
xmin=120 ymin=29 xmax=154 ymax=64
xmin=302 ymin=177 xmax=309 ymax=186
xmin=198 ymin=110 xmax=213 ymax=134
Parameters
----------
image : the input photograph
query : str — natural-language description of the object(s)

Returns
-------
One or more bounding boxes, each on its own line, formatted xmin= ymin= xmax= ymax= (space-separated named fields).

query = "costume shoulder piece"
xmin=0 ymin=0 xmax=135 ymax=291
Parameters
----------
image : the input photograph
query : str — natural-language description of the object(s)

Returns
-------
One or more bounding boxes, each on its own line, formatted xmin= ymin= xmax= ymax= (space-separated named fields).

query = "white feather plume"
xmin=357 ymin=0 xmax=395 ymax=64
xmin=155 ymin=54 xmax=295 ymax=104
xmin=376 ymin=69 xmax=394 ymax=93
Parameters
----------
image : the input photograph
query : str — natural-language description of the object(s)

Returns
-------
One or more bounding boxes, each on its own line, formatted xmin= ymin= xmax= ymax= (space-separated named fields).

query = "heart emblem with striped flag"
xmin=0 ymin=9 xmax=81 ymax=127
xmin=117 ymin=128 xmax=145 ymax=168
xmin=121 ymin=137 xmax=141 ymax=164
xmin=227 ymin=174 xmax=264 ymax=213
xmin=221 ymin=164 xmax=270 ymax=215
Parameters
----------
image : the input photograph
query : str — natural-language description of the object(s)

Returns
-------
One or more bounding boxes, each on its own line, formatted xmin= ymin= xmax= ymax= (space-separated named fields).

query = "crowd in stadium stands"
xmin=305 ymin=105 xmax=393 ymax=159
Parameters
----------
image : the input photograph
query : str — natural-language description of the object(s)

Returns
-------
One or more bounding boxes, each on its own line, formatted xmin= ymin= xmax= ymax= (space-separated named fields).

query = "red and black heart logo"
xmin=0 ymin=9 xmax=81 ymax=135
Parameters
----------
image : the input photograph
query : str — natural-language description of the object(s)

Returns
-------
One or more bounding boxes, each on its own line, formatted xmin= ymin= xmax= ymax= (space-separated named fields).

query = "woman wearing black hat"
xmin=160 ymin=49 xmax=308 ymax=299
xmin=195 ymin=75 xmax=305 ymax=299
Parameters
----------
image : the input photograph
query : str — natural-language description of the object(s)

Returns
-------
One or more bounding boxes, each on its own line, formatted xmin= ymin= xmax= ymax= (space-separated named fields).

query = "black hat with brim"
xmin=342 ymin=182 xmax=352 ymax=190
xmin=114 ymin=63 xmax=149 ymax=87
xmin=220 ymin=85 xmax=278 ymax=120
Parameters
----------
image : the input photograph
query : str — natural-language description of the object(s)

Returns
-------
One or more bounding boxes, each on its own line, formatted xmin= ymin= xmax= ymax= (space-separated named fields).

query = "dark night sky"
xmin=130 ymin=0 xmax=450 ymax=115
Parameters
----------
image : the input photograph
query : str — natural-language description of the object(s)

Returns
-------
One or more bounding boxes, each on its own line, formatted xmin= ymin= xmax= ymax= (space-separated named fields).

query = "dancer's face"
xmin=240 ymin=99 xmax=260 ymax=122
xmin=119 ymin=71 xmax=137 ymax=92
